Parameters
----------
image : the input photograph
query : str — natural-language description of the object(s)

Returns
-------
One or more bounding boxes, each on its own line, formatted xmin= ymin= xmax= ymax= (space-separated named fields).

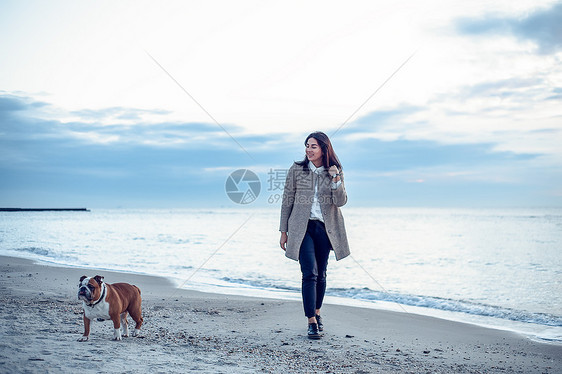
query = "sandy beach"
xmin=0 ymin=255 xmax=560 ymax=373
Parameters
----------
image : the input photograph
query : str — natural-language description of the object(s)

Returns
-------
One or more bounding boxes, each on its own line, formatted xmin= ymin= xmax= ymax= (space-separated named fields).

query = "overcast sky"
xmin=1 ymin=0 xmax=561 ymax=208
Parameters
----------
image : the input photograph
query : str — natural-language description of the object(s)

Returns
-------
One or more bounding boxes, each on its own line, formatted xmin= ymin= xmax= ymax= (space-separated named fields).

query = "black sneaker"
xmin=315 ymin=314 xmax=323 ymax=332
xmin=307 ymin=323 xmax=321 ymax=339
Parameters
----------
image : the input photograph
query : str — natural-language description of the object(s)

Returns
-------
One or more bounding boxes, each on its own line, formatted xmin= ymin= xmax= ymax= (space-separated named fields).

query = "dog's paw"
xmin=132 ymin=329 xmax=141 ymax=337
xmin=113 ymin=330 xmax=122 ymax=341
xmin=78 ymin=336 xmax=89 ymax=342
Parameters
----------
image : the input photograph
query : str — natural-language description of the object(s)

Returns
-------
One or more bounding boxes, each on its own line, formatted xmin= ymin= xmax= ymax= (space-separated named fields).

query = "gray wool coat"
xmin=279 ymin=162 xmax=350 ymax=261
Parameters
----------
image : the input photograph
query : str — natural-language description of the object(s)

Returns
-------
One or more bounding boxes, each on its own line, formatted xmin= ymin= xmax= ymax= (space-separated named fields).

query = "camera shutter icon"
xmin=225 ymin=169 xmax=261 ymax=204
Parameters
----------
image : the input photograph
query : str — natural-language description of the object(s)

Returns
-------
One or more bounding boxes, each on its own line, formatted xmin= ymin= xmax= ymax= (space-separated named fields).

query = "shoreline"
xmin=1 ymin=255 xmax=560 ymax=373
xmin=168 ymin=279 xmax=562 ymax=346
xmin=0 ymin=208 xmax=90 ymax=212
xmin=13 ymin=252 xmax=561 ymax=345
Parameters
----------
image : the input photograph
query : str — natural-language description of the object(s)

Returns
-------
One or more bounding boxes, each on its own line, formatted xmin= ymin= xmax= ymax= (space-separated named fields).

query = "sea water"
xmin=1 ymin=207 xmax=560 ymax=343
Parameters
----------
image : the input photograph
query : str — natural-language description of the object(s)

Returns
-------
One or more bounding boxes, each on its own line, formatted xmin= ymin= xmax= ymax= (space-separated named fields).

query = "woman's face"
xmin=306 ymin=137 xmax=323 ymax=165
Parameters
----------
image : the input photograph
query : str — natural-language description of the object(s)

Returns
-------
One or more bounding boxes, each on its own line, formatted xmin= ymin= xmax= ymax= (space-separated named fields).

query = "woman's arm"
xmin=330 ymin=167 xmax=347 ymax=207
xmin=279 ymin=164 xmax=296 ymax=233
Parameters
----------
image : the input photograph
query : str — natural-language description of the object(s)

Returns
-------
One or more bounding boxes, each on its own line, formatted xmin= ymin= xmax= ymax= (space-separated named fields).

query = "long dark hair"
xmin=296 ymin=131 xmax=342 ymax=173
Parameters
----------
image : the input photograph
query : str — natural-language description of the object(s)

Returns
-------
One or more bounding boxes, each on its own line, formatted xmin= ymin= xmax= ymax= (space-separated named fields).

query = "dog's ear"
xmin=79 ymin=275 xmax=87 ymax=285
xmin=93 ymin=275 xmax=104 ymax=285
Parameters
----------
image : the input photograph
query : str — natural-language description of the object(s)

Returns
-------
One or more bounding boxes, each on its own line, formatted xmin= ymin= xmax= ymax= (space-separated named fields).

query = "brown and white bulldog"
xmin=77 ymin=275 xmax=143 ymax=341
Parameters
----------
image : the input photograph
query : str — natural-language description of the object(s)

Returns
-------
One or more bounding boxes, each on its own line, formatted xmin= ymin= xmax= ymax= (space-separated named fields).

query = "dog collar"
xmin=87 ymin=284 xmax=106 ymax=307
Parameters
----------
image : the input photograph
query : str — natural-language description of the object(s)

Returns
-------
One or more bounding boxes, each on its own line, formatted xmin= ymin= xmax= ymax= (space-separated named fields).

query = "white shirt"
xmin=308 ymin=161 xmax=341 ymax=222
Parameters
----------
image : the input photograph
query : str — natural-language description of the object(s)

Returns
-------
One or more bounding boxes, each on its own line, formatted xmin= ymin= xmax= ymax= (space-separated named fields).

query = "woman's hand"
xmin=280 ymin=232 xmax=288 ymax=251
xmin=329 ymin=165 xmax=340 ymax=182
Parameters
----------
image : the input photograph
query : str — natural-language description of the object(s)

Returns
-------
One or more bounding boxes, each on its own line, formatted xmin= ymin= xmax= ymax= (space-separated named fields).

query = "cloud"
xmin=456 ymin=2 xmax=562 ymax=54
xmin=337 ymin=137 xmax=538 ymax=173
xmin=335 ymin=106 xmax=426 ymax=142
xmin=0 ymin=95 xmax=28 ymax=113
xmin=1 ymin=92 xmax=560 ymax=208
xmin=0 ymin=95 xmax=50 ymax=127
xmin=0 ymin=93 xmax=289 ymax=207
xmin=0 ymin=94 xmax=247 ymax=149
xmin=70 ymin=107 xmax=172 ymax=122
xmin=349 ymin=106 xmax=424 ymax=129
xmin=547 ymin=87 xmax=562 ymax=101
xmin=456 ymin=77 xmax=546 ymax=100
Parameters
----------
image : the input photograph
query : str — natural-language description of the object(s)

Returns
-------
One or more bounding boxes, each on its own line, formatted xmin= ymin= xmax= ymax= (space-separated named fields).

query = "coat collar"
xmin=308 ymin=161 xmax=325 ymax=174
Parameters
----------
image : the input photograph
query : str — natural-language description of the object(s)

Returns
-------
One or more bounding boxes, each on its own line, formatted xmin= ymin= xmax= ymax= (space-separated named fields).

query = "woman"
xmin=279 ymin=131 xmax=350 ymax=339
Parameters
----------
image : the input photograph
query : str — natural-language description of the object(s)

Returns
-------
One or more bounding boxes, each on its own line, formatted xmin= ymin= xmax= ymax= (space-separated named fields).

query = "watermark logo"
xmin=225 ymin=168 xmax=331 ymax=205
xmin=225 ymin=169 xmax=261 ymax=204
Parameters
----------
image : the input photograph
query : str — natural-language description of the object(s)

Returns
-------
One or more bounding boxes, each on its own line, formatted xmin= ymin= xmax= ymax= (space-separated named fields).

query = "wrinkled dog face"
xmin=78 ymin=275 xmax=104 ymax=303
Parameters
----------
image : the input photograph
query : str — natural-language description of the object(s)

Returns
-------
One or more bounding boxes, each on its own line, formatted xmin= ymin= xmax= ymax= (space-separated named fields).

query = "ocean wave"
xmin=222 ymin=277 xmax=300 ymax=293
xmin=9 ymin=247 xmax=79 ymax=265
xmin=13 ymin=247 xmax=51 ymax=257
xmin=222 ymin=277 xmax=562 ymax=328
xmin=331 ymin=287 xmax=562 ymax=327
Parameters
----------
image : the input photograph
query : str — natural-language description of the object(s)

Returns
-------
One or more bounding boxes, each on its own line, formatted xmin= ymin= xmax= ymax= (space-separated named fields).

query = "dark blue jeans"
xmin=299 ymin=219 xmax=332 ymax=318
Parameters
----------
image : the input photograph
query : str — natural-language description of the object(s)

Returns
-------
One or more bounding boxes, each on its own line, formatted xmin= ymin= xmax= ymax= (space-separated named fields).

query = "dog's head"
xmin=77 ymin=275 xmax=104 ymax=303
